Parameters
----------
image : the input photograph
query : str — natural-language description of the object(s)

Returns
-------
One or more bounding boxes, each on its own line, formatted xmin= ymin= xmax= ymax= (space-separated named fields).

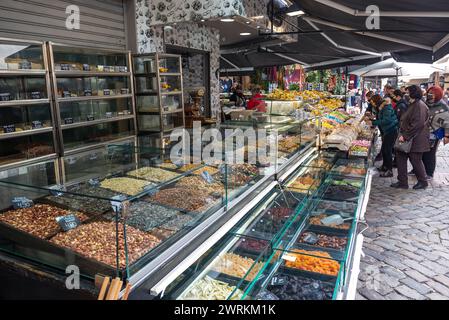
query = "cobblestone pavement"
xmin=357 ymin=145 xmax=449 ymax=300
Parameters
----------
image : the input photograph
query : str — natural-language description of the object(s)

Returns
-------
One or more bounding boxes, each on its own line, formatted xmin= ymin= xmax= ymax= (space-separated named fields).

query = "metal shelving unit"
xmin=0 ymin=37 xmax=59 ymax=174
xmin=47 ymin=42 xmax=137 ymax=158
xmin=133 ymin=53 xmax=185 ymax=152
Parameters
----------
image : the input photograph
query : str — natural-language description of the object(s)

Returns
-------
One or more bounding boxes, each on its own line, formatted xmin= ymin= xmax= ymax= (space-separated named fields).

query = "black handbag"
xmin=394 ymin=134 xmax=413 ymax=153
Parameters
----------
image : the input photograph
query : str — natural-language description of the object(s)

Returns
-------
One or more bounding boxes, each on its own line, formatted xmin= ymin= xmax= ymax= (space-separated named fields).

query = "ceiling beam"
xmin=434 ymin=34 xmax=449 ymax=52
xmin=306 ymin=54 xmax=386 ymax=69
xmin=261 ymin=47 xmax=310 ymax=66
xmin=220 ymin=56 xmax=241 ymax=69
xmin=311 ymin=0 xmax=449 ymax=17
xmin=305 ymin=19 xmax=383 ymax=57
xmin=303 ymin=17 xmax=433 ymax=51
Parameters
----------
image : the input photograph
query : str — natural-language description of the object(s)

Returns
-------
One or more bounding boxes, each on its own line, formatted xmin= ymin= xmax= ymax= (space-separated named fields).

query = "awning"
xmin=221 ymin=0 xmax=449 ymax=69
xmin=351 ymin=58 xmax=442 ymax=78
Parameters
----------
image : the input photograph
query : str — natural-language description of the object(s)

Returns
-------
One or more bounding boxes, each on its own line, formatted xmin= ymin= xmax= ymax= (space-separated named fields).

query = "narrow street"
xmin=357 ymin=146 xmax=449 ymax=300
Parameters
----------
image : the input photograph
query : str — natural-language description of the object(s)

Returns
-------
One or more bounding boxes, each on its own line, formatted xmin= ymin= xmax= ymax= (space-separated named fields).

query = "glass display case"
xmin=133 ymin=53 xmax=185 ymax=150
xmin=48 ymin=43 xmax=136 ymax=154
xmin=148 ymin=150 xmax=371 ymax=301
xmin=0 ymin=38 xmax=57 ymax=169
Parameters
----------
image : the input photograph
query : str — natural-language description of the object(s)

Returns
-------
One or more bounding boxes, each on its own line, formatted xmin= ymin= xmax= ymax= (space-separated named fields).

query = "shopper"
xmin=371 ymin=97 xmax=399 ymax=177
xmin=392 ymin=89 xmax=408 ymax=121
xmin=391 ymin=85 xmax=430 ymax=190
xmin=365 ymin=94 xmax=384 ymax=163
xmin=247 ymin=85 xmax=266 ymax=112
xmin=422 ymin=86 xmax=449 ymax=179
xmin=383 ymin=84 xmax=397 ymax=109
xmin=444 ymin=87 xmax=449 ymax=104
xmin=230 ymin=84 xmax=246 ymax=107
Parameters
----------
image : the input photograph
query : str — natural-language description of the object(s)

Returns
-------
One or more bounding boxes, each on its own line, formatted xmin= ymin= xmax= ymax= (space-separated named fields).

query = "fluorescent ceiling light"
xmin=286 ymin=10 xmax=305 ymax=16
xmin=240 ymin=32 xmax=251 ymax=36
xmin=220 ymin=18 xmax=235 ymax=22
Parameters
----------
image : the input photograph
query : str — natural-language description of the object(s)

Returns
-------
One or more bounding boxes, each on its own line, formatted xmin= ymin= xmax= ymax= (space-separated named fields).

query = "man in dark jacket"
xmin=391 ymin=85 xmax=430 ymax=190
xmin=423 ymin=86 xmax=449 ymax=178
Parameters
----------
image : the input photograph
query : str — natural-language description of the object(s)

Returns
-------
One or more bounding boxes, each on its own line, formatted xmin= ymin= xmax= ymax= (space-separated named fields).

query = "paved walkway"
xmin=357 ymin=145 xmax=449 ymax=300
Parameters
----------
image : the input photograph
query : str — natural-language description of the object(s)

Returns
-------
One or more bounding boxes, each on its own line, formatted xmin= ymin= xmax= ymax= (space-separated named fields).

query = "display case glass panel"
xmin=56 ymin=76 xmax=129 ymax=98
xmin=0 ymin=43 xmax=44 ymax=71
xmin=158 ymin=57 xmax=181 ymax=74
xmin=0 ymin=104 xmax=52 ymax=133
xmin=52 ymin=46 xmax=128 ymax=72
xmin=160 ymin=76 xmax=182 ymax=94
xmin=0 ymin=132 xmax=55 ymax=166
xmin=136 ymin=95 xmax=159 ymax=112
xmin=133 ymin=56 xmax=156 ymax=74
xmin=0 ymin=76 xmax=47 ymax=101
xmin=62 ymin=119 xmax=134 ymax=150
xmin=138 ymin=113 xmax=183 ymax=132
xmin=59 ymin=97 xmax=132 ymax=125
xmin=135 ymin=76 xmax=158 ymax=94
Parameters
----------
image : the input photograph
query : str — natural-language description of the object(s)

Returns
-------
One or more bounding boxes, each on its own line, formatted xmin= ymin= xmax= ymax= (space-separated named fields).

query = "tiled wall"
xmin=135 ymin=0 xmax=221 ymax=119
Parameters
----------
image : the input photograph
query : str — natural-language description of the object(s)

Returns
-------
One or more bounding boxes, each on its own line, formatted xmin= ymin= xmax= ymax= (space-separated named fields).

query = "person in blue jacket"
xmin=371 ymin=95 xmax=399 ymax=177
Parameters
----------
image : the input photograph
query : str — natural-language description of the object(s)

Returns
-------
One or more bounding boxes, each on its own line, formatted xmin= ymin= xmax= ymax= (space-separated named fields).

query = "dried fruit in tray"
xmin=237 ymin=238 xmax=269 ymax=252
xmin=287 ymin=175 xmax=319 ymax=191
xmin=180 ymin=275 xmax=244 ymax=300
xmin=283 ymin=249 xmax=340 ymax=276
xmin=309 ymin=214 xmax=351 ymax=230
xmin=211 ymin=253 xmax=264 ymax=281
xmin=298 ymin=232 xmax=348 ymax=250
xmin=267 ymin=273 xmax=334 ymax=300
xmin=0 ymin=204 xmax=89 ymax=239
xmin=50 ymin=221 xmax=160 ymax=268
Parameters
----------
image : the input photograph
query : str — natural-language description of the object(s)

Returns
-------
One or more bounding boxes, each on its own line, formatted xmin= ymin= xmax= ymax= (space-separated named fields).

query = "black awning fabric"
xmin=221 ymin=0 xmax=449 ymax=69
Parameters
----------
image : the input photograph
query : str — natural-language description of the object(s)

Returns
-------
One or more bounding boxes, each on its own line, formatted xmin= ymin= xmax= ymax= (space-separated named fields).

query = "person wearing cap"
xmin=422 ymin=86 xmax=449 ymax=179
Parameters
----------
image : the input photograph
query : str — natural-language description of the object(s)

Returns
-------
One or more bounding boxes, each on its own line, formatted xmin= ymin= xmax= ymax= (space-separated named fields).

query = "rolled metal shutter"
xmin=0 ymin=0 xmax=126 ymax=50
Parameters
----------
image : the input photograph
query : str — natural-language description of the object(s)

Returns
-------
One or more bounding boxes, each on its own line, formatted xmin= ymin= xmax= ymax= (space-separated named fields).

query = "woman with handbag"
xmin=391 ymin=85 xmax=430 ymax=190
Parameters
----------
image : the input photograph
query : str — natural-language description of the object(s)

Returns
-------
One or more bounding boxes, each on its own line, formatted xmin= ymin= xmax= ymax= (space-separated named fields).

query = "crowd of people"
xmin=365 ymin=84 xmax=449 ymax=190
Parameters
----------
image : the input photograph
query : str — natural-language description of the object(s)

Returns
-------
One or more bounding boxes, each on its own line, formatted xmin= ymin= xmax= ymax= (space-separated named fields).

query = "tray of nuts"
xmin=43 ymin=183 xmax=118 ymax=216
xmin=146 ymin=187 xmax=218 ymax=214
xmin=99 ymin=177 xmax=156 ymax=196
xmin=174 ymin=176 xmax=225 ymax=197
xmin=0 ymin=203 xmax=89 ymax=240
xmin=126 ymin=166 xmax=180 ymax=184
xmin=50 ymin=220 xmax=161 ymax=269
xmin=102 ymin=201 xmax=182 ymax=232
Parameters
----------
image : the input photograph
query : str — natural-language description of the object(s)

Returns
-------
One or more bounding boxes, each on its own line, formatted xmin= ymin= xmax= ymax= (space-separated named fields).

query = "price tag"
xmin=3 ymin=124 xmax=16 ymax=133
xmin=282 ymin=254 xmax=296 ymax=262
xmin=86 ymin=114 xmax=95 ymax=121
xmin=12 ymin=197 xmax=34 ymax=209
xmin=31 ymin=121 xmax=43 ymax=129
xmin=61 ymin=64 xmax=70 ymax=71
xmin=89 ymin=153 xmax=98 ymax=161
xmin=67 ymin=157 xmax=77 ymax=165
xmin=201 ymin=171 xmax=214 ymax=184
xmin=111 ymin=194 xmax=127 ymax=213
xmin=50 ymin=185 xmax=65 ymax=197
xmin=105 ymin=112 xmax=113 ymax=118
xmin=64 ymin=118 xmax=74 ymax=125
xmin=86 ymin=177 xmax=99 ymax=186
xmin=31 ymin=92 xmax=41 ymax=99
xmin=56 ymin=214 xmax=80 ymax=232
xmin=84 ymin=90 xmax=92 ymax=96
xmin=103 ymin=89 xmax=110 ymax=96
xmin=270 ymin=276 xmax=287 ymax=286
